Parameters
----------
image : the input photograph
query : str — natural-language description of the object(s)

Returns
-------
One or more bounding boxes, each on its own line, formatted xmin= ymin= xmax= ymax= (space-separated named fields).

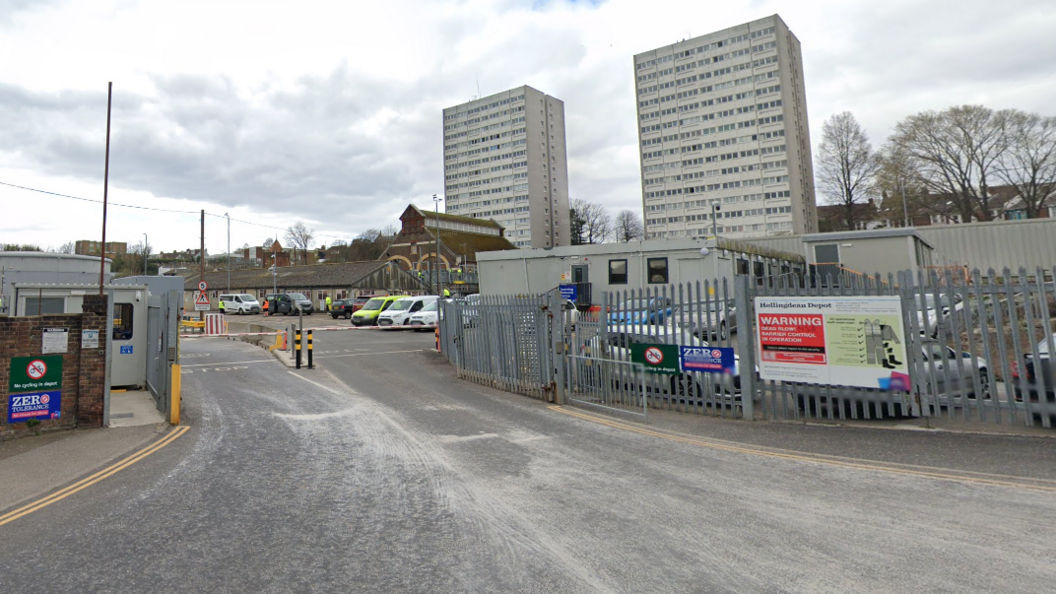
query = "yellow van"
xmin=351 ymin=295 xmax=405 ymax=326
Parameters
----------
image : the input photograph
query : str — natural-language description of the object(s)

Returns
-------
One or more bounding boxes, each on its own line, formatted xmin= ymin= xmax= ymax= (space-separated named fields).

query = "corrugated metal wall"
xmin=916 ymin=218 xmax=1056 ymax=272
xmin=739 ymin=219 xmax=1056 ymax=275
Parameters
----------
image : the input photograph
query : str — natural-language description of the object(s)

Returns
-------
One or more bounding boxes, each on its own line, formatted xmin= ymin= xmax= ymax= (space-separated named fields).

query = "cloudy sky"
xmin=2 ymin=0 xmax=1054 ymax=255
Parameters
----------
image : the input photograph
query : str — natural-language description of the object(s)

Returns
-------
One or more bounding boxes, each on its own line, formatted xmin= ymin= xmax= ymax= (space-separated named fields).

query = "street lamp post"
xmin=711 ymin=201 xmax=721 ymax=238
xmin=433 ymin=193 xmax=442 ymax=296
xmin=225 ymin=213 xmax=231 ymax=291
xmin=142 ymin=233 xmax=148 ymax=275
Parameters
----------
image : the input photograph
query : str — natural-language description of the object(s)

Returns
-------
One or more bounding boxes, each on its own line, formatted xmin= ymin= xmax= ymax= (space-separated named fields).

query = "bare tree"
xmin=875 ymin=145 xmax=933 ymax=226
xmin=613 ymin=210 xmax=644 ymax=242
xmin=284 ymin=222 xmax=315 ymax=265
xmin=57 ymin=241 xmax=75 ymax=254
xmin=995 ymin=110 xmax=1056 ymax=219
xmin=816 ymin=112 xmax=881 ymax=230
xmin=569 ymin=198 xmax=610 ymax=244
xmin=890 ymin=105 xmax=1010 ymax=222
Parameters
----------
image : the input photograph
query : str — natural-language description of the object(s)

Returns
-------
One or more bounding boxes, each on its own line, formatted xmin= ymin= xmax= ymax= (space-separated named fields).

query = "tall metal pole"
xmin=225 ymin=212 xmax=231 ymax=291
xmin=900 ymin=180 xmax=910 ymax=228
xmin=199 ymin=209 xmax=205 ymax=321
xmin=143 ymin=233 xmax=148 ymax=275
xmin=711 ymin=201 xmax=720 ymax=238
xmin=433 ymin=193 xmax=441 ymax=296
xmin=98 ymin=82 xmax=112 ymax=294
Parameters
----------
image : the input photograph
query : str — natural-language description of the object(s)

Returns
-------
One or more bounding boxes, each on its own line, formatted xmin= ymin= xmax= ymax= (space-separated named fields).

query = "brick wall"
xmin=0 ymin=295 xmax=108 ymax=440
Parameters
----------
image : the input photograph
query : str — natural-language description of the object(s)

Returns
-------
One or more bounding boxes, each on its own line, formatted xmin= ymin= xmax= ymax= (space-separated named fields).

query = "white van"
xmin=377 ymin=295 xmax=439 ymax=328
xmin=219 ymin=293 xmax=262 ymax=315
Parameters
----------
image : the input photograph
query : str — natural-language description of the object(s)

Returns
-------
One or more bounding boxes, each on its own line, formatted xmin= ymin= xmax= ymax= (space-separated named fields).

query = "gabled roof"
xmin=404 ymin=204 xmax=503 ymax=230
xmin=434 ymin=230 xmax=517 ymax=260
xmin=183 ymin=260 xmax=394 ymax=290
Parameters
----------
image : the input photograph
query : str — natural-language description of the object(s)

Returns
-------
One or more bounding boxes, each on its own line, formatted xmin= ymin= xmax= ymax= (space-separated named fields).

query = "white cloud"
xmin=1 ymin=0 xmax=1054 ymax=253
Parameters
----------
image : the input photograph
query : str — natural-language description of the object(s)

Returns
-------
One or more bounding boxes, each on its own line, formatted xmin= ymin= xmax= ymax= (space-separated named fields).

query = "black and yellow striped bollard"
xmin=307 ymin=330 xmax=314 ymax=369
xmin=295 ymin=330 xmax=302 ymax=369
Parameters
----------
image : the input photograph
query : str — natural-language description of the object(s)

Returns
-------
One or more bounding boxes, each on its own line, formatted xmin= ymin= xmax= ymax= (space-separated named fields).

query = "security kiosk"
xmin=12 ymin=283 xmax=149 ymax=388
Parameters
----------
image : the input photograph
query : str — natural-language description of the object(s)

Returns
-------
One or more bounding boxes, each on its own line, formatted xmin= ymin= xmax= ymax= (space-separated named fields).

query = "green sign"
xmin=9 ymin=355 xmax=64 ymax=393
xmin=630 ymin=343 xmax=681 ymax=375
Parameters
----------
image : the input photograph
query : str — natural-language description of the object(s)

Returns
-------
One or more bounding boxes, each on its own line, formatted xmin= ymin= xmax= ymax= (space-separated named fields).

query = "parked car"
xmin=460 ymin=293 xmax=482 ymax=328
xmin=408 ymin=299 xmax=440 ymax=331
xmin=264 ymin=293 xmax=313 ymax=316
xmin=608 ymin=297 xmax=672 ymax=325
xmin=218 ymin=293 xmax=261 ymax=315
xmin=378 ymin=295 xmax=438 ymax=328
xmin=286 ymin=292 xmax=313 ymax=315
xmin=351 ymin=295 xmax=403 ymax=326
xmin=1013 ymin=333 xmax=1056 ymax=403
xmin=918 ymin=343 xmax=990 ymax=400
xmin=914 ymin=293 xmax=971 ymax=337
xmin=671 ymin=300 xmax=736 ymax=341
xmin=794 ymin=343 xmax=990 ymax=417
xmin=590 ymin=323 xmax=743 ymax=401
xmin=351 ymin=295 xmax=375 ymax=313
xmin=329 ymin=299 xmax=355 ymax=319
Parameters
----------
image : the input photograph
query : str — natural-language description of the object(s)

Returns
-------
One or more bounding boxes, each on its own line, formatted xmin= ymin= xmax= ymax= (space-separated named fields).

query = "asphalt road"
xmin=1 ymin=328 xmax=1055 ymax=593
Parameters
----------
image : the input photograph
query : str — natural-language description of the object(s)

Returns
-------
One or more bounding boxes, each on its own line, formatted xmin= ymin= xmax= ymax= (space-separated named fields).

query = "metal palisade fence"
xmin=740 ymin=266 xmax=1056 ymax=428
xmin=440 ymin=267 xmax=1056 ymax=430
xmin=439 ymin=294 xmax=555 ymax=400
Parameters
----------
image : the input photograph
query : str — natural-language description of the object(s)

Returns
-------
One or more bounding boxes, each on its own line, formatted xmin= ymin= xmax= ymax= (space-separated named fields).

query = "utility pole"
xmin=98 ymin=81 xmax=112 ymax=294
xmin=433 ymin=193 xmax=442 ymax=296
xmin=225 ymin=212 xmax=231 ymax=291
xmin=143 ymin=233 xmax=148 ymax=275
xmin=200 ymin=209 xmax=205 ymax=321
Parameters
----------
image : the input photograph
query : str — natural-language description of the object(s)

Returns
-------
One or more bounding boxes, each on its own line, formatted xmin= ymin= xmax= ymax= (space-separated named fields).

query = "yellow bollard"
xmin=170 ymin=364 xmax=181 ymax=425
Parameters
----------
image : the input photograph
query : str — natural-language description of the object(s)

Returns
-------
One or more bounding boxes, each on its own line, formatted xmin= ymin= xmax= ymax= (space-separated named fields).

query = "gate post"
xmin=735 ymin=274 xmax=755 ymax=420
xmin=550 ymin=291 xmax=567 ymax=405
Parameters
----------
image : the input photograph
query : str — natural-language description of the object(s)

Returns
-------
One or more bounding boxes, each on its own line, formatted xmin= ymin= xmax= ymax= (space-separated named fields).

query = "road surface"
xmin=1 ymin=327 xmax=1054 ymax=593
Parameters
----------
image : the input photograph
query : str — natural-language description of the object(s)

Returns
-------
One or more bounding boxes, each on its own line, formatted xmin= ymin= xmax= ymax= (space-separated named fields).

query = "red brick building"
xmin=382 ymin=205 xmax=517 ymax=271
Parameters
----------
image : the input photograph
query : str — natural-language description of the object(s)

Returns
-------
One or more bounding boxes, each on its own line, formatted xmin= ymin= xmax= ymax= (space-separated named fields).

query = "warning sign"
xmin=754 ymin=296 xmax=909 ymax=389
xmin=194 ymin=291 xmax=210 ymax=311
xmin=758 ymin=313 xmax=826 ymax=364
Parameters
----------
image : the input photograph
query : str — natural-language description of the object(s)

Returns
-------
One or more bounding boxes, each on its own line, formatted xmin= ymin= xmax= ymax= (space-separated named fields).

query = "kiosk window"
xmin=609 ymin=259 xmax=628 ymax=284
xmin=113 ymin=303 xmax=134 ymax=340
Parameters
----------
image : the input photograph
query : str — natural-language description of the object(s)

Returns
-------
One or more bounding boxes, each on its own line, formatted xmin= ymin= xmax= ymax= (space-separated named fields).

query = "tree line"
xmin=569 ymin=198 xmax=644 ymax=244
xmin=817 ymin=105 xmax=1056 ymax=230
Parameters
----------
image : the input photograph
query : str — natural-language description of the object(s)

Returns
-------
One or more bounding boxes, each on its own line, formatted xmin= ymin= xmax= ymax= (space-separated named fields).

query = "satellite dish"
xmin=699 ymin=247 xmax=710 ymax=256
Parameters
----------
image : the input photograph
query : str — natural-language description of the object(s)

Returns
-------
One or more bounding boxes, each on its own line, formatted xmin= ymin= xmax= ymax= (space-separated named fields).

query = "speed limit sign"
xmin=198 ymin=280 xmax=208 ymax=291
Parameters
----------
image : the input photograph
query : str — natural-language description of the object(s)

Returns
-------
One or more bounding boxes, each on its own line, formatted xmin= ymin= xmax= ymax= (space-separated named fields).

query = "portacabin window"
xmin=647 ymin=257 xmax=669 ymax=284
xmin=609 ymin=259 xmax=628 ymax=285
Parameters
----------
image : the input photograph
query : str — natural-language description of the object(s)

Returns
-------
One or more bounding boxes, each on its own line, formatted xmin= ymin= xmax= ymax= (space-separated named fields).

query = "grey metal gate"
xmin=144 ymin=290 xmax=180 ymax=415
xmin=440 ymin=294 xmax=555 ymax=400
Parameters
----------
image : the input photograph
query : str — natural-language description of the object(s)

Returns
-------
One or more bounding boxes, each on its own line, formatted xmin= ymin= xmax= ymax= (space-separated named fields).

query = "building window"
xmin=609 ymin=259 xmax=628 ymax=284
xmin=647 ymin=257 xmax=669 ymax=284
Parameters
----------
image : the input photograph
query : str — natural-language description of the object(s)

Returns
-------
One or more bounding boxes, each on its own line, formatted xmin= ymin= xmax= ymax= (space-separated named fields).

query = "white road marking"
xmin=272 ymin=409 xmax=356 ymax=421
xmin=287 ymin=371 xmax=342 ymax=395
xmin=439 ymin=433 xmax=500 ymax=443
xmin=313 ymin=349 xmax=430 ymax=360
xmin=183 ymin=360 xmax=270 ymax=368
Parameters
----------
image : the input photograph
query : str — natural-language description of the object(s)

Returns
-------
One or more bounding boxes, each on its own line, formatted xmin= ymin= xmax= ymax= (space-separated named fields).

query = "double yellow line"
xmin=549 ymin=406 xmax=1056 ymax=493
xmin=0 ymin=425 xmax=190 ymax=528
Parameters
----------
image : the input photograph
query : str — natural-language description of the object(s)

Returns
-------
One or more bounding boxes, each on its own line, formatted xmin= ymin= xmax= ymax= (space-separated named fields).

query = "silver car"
xmin=671 ymin=300 xmax=736 ymax=341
